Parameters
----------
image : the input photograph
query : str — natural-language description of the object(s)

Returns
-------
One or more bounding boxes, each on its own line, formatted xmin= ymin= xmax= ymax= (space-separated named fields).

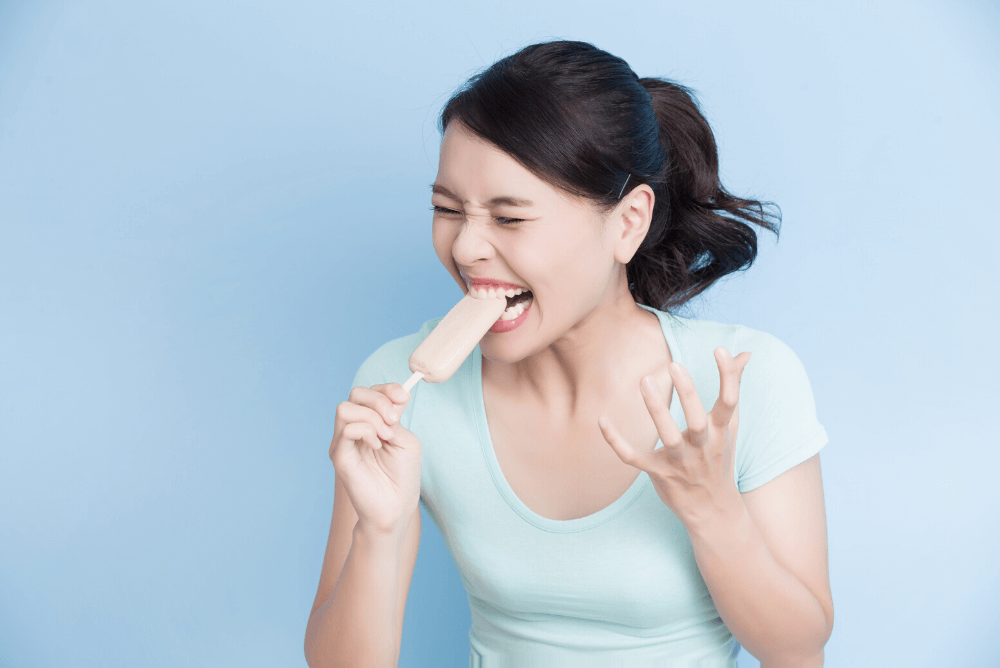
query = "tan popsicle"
xmin=402 ymin=291 xmax=508 ymax=392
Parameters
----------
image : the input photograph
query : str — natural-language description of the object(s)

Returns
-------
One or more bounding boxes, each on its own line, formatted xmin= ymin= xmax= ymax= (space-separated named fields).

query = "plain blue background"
xmin=1 ymin=0 xmax=997 ymax=666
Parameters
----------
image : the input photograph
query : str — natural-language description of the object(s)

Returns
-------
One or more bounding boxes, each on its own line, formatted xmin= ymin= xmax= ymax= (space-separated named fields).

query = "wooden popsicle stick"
xmin=402 ymin=371 xmax=424 ymax=393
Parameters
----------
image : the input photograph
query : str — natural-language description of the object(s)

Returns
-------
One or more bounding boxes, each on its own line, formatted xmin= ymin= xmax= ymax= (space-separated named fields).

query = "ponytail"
xmin=628 ymin=78 xmax=780 ymax=311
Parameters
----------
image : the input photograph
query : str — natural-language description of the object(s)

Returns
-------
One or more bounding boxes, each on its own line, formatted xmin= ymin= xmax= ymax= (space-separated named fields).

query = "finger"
xmin=330 ymin=423 xmax=381 ymax=472
xmin=729 ymin=398 xmax=741 ymax=444
xmin=342 ymin=421 xmax=386 ymax=450
xmin=349 ymin=385 xmax=403 ymax=426
xmin=739 ymin=352 xmax=751 ymax=381
xmin=733 ymin=353 xmax=749 ymax=431
xmin=353 ymin=421 xmax=390 ymax=449
xmin=712 ymin=348 xmax=750 ymax=427
xmin=639 ymin=375 xmax=685 ymax=452
xmin=667 ymin=362 xmax=708 ymax=447
xmin=375 ymin=382 xmax=412 ymax=410
xmin=598 ymin=415 xmax=654 ymax=471
xmin=710 ymin=349 xmax=751 ymax=430
xmin=336 ymin=401 xmax=396 ymax=440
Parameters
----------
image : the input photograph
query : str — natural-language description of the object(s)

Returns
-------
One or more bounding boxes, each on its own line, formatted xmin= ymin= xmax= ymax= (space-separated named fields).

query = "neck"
xmin=483 ymin=287 xmax=667 ymax=422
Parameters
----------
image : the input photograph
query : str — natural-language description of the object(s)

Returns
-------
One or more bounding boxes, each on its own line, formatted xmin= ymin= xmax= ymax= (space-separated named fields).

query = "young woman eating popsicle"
xmin=305 ymin=40 xmax=833 ymax=667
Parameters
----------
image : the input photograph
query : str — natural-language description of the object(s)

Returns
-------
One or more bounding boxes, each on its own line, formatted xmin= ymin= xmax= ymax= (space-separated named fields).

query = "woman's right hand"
xmin=330 ymin=383 xmax=420 ymax=537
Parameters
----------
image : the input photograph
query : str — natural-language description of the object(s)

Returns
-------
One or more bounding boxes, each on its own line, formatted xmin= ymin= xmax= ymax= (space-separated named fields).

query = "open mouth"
xmin=499 ymin=290 xmax=533 ymax=321
xmin=504 ymin=290 xmax=532 ymax=310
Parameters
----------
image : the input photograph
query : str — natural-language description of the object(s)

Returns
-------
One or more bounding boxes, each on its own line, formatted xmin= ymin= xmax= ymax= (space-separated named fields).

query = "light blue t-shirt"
xmin=348 ymin=303 xmax=829 ymax=667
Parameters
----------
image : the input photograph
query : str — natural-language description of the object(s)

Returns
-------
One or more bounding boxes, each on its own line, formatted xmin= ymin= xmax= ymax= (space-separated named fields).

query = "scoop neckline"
xmin=470 ymin=303 xmax=687 ymax=533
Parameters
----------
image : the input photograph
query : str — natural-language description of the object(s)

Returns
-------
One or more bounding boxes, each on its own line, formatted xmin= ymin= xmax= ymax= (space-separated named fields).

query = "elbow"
xmin=762 ymin=640 xmax=831 ymax=668
xmin=760 ymin=649 xmax=825 ymax=668
xmin=303 ymin=616 xmax=316 ymax=668
xmin=303 ymin=611 xmax=326 ymax=668
xmin=760 ymin=611 xmax=832 ymax=668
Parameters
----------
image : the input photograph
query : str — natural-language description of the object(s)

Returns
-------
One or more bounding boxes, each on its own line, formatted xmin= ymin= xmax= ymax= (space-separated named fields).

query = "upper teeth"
xmin=469 ymin=285 xmax=527 ymax=299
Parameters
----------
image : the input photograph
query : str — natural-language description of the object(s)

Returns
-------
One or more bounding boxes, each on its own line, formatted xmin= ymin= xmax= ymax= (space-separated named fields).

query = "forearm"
xmin=687 ymin=499 xmax=831 ymax=666
xmin=304 ymin=524 xmax=407 ymax=668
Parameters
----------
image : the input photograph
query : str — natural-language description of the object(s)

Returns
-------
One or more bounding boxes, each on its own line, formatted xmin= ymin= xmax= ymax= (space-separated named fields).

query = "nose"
xmin=451 ymin=218 xmax=495 ymax=267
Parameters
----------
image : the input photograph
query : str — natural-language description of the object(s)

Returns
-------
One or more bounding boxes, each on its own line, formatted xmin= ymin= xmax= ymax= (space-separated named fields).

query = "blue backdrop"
xmin=1 ymin=1 xmax=997 ymax=666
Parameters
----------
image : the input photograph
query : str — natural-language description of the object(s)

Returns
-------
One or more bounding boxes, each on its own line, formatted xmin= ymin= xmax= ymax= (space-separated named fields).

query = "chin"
xmin=480 ymin=344 xmax=513 ymax=363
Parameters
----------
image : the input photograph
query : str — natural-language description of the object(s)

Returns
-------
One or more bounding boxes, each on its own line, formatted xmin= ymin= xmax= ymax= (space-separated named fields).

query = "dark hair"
xmin=438 ymin=40 xmax=781 ymax=313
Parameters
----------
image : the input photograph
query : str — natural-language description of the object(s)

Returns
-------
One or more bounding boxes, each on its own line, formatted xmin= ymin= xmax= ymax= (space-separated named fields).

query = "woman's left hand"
xmin=598 ymin=347 xmax=751 ymax=532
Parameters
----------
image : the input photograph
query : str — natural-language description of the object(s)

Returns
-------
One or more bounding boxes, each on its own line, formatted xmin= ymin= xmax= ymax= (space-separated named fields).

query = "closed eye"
xmin=430 ymin=205 xmax=523 ymax=225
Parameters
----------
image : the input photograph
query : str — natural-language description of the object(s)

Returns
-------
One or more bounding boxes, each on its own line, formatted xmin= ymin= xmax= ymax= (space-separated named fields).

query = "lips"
xmin=466 ymin=278 xmax=528 ymax=292
xmin=461 ymin=270 xmax=528 ymax=290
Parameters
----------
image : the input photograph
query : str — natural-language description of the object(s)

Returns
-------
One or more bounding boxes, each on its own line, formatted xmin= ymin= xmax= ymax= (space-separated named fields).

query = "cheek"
xmin=543 ymin=227 xmax=605 ymax=277
xmin=432 ymin=222 xmax=467 ymax=288
xmin=431 ymin=222 xmax=454 ymax=264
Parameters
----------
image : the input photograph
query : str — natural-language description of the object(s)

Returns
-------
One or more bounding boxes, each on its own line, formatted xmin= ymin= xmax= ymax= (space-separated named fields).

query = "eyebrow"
xmin=430 ymin=183 xmax=535 ymax=208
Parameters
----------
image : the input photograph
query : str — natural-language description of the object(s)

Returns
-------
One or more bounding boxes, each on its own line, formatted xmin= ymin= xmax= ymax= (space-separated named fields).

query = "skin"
xmin=431 ymin=119 xmax=681 ymax=425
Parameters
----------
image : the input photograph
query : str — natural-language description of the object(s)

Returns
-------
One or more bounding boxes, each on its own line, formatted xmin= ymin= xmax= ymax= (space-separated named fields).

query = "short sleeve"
xmin=732 ymin=325 xmax=828 ymax=493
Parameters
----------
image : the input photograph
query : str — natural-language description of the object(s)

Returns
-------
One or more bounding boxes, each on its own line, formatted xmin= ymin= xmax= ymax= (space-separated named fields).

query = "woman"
xmin=305 ymin=40 xmax=833 ymax=667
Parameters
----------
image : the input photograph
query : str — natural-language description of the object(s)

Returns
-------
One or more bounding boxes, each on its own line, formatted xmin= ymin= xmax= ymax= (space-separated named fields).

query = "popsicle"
xmin=402 ymin=291 xmax=508 ymax=392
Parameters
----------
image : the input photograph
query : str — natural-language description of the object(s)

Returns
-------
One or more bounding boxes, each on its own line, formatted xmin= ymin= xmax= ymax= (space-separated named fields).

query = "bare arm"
xmin=304 ymin=525 xmax=404 ymax=667
xmin=688 ymin=455 xmax=833 ymax=666
xmin=305 ymin=382 xmax=422 ymax=667
xmin=304 ymin=461 xmax=422 ymax=668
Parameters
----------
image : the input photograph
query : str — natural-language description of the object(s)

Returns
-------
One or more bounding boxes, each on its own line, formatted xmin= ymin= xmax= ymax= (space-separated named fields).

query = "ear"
xmin=611 ymin=184 xmax=655 ymax=265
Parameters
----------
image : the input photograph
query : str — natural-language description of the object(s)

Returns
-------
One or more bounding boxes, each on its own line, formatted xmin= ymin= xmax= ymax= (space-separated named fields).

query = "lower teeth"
xmin=499 ymin=297 xmax=532 ymax=321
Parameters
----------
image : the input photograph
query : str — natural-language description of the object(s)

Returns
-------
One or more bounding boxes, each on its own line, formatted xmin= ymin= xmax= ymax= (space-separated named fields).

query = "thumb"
xmin=598 ymin=416 xmax=651 ymax=471
xmin=737 ymin=352 xmax=751 ymax=382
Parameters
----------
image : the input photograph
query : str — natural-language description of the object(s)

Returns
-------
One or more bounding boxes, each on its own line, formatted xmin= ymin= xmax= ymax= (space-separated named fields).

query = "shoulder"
xmin=658 ymin=311 xmax=805 ymax=377
xmin=732 ymin=324 xmax=813 ymax=389
xmin=668 ymin=315 xmax=798 ymax=358
xmin=668 ymin=313 xmax=736 ymax=340
xmin=639 ymin=304 xmax=743 ymax=353
xmin=731 ymin=324 xmax=824 ymax=448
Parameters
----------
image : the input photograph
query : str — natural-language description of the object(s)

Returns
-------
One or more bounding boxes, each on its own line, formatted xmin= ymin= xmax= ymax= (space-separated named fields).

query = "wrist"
xmin=685 ymin=489 xmax=748 ymax=543
xmin=353 ymin=518 xmax=411 ymax=552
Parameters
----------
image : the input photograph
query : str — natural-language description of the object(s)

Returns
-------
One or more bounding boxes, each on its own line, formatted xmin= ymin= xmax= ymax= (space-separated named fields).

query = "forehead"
xmin=437 ymin=121 xmax=560 ymax=205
